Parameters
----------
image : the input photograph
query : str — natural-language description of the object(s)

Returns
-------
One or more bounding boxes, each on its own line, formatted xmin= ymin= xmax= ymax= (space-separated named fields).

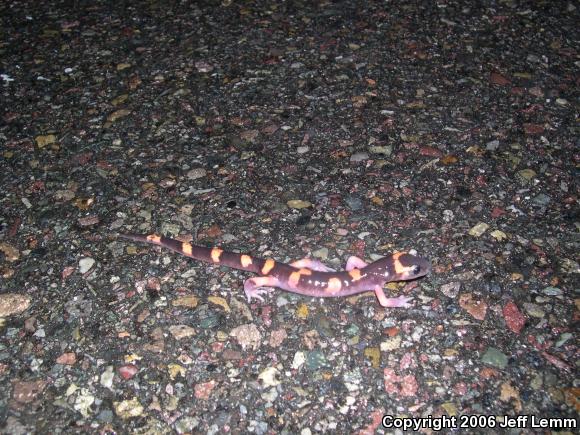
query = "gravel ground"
xmin=1 ymin=0 xmax=578 ymax=433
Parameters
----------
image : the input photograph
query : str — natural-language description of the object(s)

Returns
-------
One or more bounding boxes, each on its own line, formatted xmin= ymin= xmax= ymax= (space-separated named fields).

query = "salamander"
xmin=118 ymin=233 xmax=430 ymax=308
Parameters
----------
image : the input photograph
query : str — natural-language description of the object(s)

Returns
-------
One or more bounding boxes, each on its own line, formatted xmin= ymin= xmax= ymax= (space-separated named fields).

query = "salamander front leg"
xmin=374 ymin=285 xmax=413 ymax=308
xmin=243 ymin=276 xmax=280 ymax=303
xmin=290 ymin=258 xmax=335 ymax=272
xmin=346 ymin=256 xmax=368 ymax=271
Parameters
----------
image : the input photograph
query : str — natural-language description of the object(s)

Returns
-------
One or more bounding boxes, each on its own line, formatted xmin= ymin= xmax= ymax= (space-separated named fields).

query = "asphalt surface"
xmin=0 ymin=0 xmax=578 ymax=433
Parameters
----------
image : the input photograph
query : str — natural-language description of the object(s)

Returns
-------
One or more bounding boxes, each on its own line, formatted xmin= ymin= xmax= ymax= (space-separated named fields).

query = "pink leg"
xmin=290 ymin=258 xmax=335 ymax=272
xmin=243 ymin=276 xmax=280 ymax=302
xmin=346 ymin=256 xmax=368 ymax=271
xmin=374 ymin=286 xmax=413 ymax=308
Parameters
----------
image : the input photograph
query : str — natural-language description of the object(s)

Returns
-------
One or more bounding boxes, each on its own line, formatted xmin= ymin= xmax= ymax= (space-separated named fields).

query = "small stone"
xmin=440 ymin=282 xmax=461 ymax=298
xmin=350 ymin=152 xmax=369 ymax=162
xmin=258 ymin=367 xmax=281 ymax=387
xmin=306 ymin=350 xmax=327 ymax=370
xmin=0 ymin=293 xmax=30 ymax=317
xmin=97 ymin=409 xmax=114 ymax=423
xmin=368 ymin=145 xmax=392 ymax=156
xmin=296 ymin=303 xmax=309 ymax=319
xmin=296 ymin=146 xmax=309 ymax=154
xmin=0 ymin=242 xmax=20 ymax=262
xmin=168 ymin=363 xmax=186 ymax=380
xmin=208 ymin=296 xmax=230 ymax=312
xmin=230 ymin=323 xmax=261 ymax=350
xmin=56 ymin=352 xmax=77 ymax=365
xmin=523 ymin=303 xmax=545 ymax=318
xmin=187 ymin=168 xmax=207 ymax=180
xmin=486 ymin=140 xmax=500 ymax=151
xmin=344 ymin=195 xmax=363 ymax=211
xmin=172 ymin=296 xmax=198 ymax=308
xmin=502 ymin=301 xmax=526 ymax=334
xmin=468 ymin=222 xmax=489 ymax=237
xmin=490 ymin=230 xmax=507 ymax=241
xmin=100 ymin=366 xmax=114 ymax=389
xmin=175 ymin=417 xmax=199 ymax=434
xmin=169 ymin=325 xmax=196 ymax=340
xmin=380 ymin=336 xmax=401 ymax=351
xmin=481 ymin=347 xmax=508 ymax=369
xmin=287 ymin=199 xmax=312 ymax=209
xmin=107 ymin=109 xmax=131 ymax=122
xmin=35 ymin=134 xmax=56 ymax=148
xmin=291 ymin=351 xmax=306 ymax=369
xmin=517 ymin=169 xmax=536 ymax=182
xmin=364 ymin=347 xmax=381 ymax=368
xmin=114 ymin=397 xmax=144 ymax=419
xmin=459 ymin=293 xmax=487 ymax=320
xmin=118 ymin=364 xmax=138 ymax=380
xmin=312 ymin=247 xmax=328 ymax=260
xmin=532 ymin=193 xmax=551 ymax=206
xmin=74 ymin=389 xmax=95 ymax=418
xmin=559 ymin=258 xmax=579 ymax=274
xmin=555 ymin=333 xmax=572 ymax=347
xmin=78 ymin=257 xmax=95 ymax=274
xmin=541 ymin=286 xmax=562 ymax=296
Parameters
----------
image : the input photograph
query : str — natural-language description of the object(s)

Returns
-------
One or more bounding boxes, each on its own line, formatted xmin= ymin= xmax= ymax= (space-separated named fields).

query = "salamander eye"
xmin=411 ymin=265 xmax=421 ymax=274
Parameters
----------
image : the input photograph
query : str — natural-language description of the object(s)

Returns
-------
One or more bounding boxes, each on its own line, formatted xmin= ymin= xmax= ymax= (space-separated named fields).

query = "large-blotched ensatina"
xmin=118 ymin=233 xmax=430 ymax=308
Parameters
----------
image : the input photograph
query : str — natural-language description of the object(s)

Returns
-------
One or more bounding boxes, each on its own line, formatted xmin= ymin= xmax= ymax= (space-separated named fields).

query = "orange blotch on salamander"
xmin=288 ymin=268 xmax=312 ymax=288
xmin=348 ymin=268 xmax=362 ymax=281
xmin=288 ymin=271 xmax=301 ymax=288
xmin=261 ymin=258 xmax=275 ymax=275
xmin=210 ymin=248 xmax=223 ymax=263
xmin=182 ymin=242 xmax=193 ymax=256
xmin=146 ymin=234 xmax=162 ymax=243
xmin=393 ymin=252 xmax=414 ymax=275
xmin=325 ymin=277 xmax=342 ymax=294
xmin=240 ymin=255 xmax=253 ymax=268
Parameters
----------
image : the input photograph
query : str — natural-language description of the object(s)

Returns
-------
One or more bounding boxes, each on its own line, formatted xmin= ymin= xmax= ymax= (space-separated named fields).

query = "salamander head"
xmin=367 ymin=252 xmax=431 ymax=283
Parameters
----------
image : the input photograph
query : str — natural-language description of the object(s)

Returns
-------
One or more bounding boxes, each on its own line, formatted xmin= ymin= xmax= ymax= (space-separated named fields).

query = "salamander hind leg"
xmin=374 ymin=286 xmax=413 ymax=308
xmin=290 ymin=258 xmax=335 ymax=272
xmin=243 ymin=276 xmax=280 ymax=303
xmin=346 ymin=256 xmax=368 ymax=271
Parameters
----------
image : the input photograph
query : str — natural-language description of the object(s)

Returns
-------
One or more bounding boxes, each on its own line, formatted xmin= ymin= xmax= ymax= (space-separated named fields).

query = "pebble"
xmin=486 ymin=140 xmax=500 ymax=151
xmin=523 ymin=303 xmax=545 ymax=318
xmin=0 ymin=293 xmax=31 ymax=317
xmin=350 ymin=152 xmax=369 ymax=162
xmin=306 ymin=350 xmax=327 ymax=370
xmin=481 ymin=347 xmax=508 ymax=369
xmin=555 ymin=333 xmax=572 ymax=347
xmin=380 ymin=336 xmax=401 ymax=351
xmin=291 ymin=351 xmax=306 ymax=370
xmin=100 ymin=366 xmax=114 ymax=389
xmin=440 ymin=282 xmax=461 ymax=298
xmin=468 ymin=222 xmax=489 ymax=237
xmin=287 ymin=199 xmax=312 ymax=209
xmin=114 ymin=397 xmax=144 ymax=419
xmin=258 ymin=367 xmax=281 ymax=387
xmin=187 ymin=168 xmax=207 ymax=179
xmin=368 ymin=145 xmax=392 ymax=156
xmin=541 ymin=286 xmax=562 ymax=296
xmin=490 ymin=230 xmax=507 ymax=241
xmin=517 ymin=168 xmax=536 ymax=182
xmin=78 ymin=257 xmax=95 ymax=274
xmin=344 ymin=195 xmax=363 ymax=211
xmin=175 ymin=417 xmax=199 ymax=434
xmin=532 ymin=193 xmax=551 ymax=206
